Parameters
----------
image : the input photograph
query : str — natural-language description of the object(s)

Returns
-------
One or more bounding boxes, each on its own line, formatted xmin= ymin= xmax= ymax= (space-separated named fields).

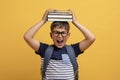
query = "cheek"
xmin=64 ymin=36 xmax=69 ymax=41
xmin=64 ymin=38 xmax=68 ymax=41
xmin=51 ymin=35 xmax=56 ymax=41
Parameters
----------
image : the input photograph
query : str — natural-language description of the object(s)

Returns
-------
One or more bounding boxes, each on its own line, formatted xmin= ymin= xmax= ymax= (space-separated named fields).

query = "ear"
xmin=50 ymin=32 xmax=52 ymax=38
xmin=67 ymin=33 xmax=70 ymax=38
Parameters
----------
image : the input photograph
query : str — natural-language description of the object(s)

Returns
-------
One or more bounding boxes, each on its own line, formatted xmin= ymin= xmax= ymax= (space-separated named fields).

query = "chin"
xmin=55 ymin=44 xmax=64 ymax=48
xmin=57 ymin=46 xmax=64 ymax=48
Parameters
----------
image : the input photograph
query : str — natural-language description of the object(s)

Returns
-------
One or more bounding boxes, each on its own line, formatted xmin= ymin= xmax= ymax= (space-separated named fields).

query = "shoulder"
xmin=35 ymin=42 xmax=49 ymax=57
xmin=70 ymin=43 xmax=84 ymax=57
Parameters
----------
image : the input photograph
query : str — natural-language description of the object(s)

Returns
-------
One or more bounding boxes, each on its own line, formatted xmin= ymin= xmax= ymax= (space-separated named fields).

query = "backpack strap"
xmin=42 ymin=45 xmax=54 ymax=80
xmin=65 ymin=45 xmax=78 ymax=80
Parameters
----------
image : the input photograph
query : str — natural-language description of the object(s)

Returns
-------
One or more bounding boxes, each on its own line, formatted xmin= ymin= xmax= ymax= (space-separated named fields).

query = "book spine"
xmin=48 ymin=12 xmax=70 ymax=15
xmin=48 ymin=18 xmax=72 ymax=22
xmin=48 ymin=15 xmax=72 ymax=18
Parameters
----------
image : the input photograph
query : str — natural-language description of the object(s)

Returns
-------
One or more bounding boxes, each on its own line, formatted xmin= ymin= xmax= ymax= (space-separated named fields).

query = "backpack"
xmin=42 ymin=45 xmax=78 ymax=80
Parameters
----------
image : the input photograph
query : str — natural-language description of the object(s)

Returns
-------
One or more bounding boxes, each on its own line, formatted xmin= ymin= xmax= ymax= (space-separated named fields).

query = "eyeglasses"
xmin=52 ymin=31 xmax=68 ymax=37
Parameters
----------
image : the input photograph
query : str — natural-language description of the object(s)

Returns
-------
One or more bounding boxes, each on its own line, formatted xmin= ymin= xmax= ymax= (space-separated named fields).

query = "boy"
xmin=23 ymin=9 xmax=95 ymax=80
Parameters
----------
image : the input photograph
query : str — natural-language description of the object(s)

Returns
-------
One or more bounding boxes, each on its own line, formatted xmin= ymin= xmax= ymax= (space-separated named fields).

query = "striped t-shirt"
xmin=36 ymin=43 xmax=83 ymax=80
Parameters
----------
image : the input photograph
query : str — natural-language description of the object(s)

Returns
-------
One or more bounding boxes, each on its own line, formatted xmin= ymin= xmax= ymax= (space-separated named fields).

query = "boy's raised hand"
xmin=68 ymin=9 xmax=77 ymax=24
xmin=41 ymin=9 xmax=53 ymax=23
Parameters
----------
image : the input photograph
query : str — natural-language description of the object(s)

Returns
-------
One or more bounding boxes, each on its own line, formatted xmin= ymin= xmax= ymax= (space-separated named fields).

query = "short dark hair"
xmin=50 ymin=21 xmax=70 ymax=32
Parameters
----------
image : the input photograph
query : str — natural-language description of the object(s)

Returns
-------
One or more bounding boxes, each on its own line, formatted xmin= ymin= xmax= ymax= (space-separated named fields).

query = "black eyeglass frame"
xmin=52 ymin=31 xmax=68 ymax=37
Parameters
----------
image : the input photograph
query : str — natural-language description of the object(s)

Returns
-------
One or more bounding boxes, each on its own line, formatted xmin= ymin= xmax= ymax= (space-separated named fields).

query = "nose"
xmin=58 ymin=33 xmax=62 ymax=37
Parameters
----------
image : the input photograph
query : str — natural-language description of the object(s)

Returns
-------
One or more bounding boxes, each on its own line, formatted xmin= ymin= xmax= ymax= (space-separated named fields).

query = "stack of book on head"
xmin=47 ymin=10 xmax=73 ymax=22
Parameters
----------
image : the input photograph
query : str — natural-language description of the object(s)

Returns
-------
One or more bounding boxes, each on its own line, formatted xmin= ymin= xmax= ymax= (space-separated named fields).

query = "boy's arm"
xmin=71 ymin=10 xmax=95 ymax=52
xmin=23 ymin=9 xmax=51 ymax=51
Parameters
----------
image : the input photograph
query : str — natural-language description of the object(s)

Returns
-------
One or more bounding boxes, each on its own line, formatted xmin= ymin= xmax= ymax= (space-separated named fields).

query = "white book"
xmin=48 ymin=14 xmax=72 ymax=18
xmin=48 ymin=18 xmax=72 ymax=22
xmin=48 ymin=11 xmax=70 ymax=15
xmin=48 ymin=12 xmax=69 ymax=15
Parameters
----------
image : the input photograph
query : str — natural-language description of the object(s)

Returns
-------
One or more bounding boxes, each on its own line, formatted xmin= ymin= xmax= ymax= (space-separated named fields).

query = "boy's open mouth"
xmin=56 ymin=40 xmax=63 ymax=43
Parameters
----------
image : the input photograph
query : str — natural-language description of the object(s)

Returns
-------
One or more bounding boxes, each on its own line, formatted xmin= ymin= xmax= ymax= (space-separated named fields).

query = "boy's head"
xmin=50 ymin=21 xmax=70 ymax=32
xmin=50 ymin=21 xmax=70 ymax=48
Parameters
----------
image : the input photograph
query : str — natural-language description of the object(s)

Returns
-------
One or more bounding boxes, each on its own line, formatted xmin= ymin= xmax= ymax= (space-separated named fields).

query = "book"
xmin=48 ymin=10 xmax=71 ymax=15
xmin=48 ymin=14 xmax=72 ymax=18
xmin=48 ymin=18 xmax=72 ymax=22
xmin=47 ymin=10 xmax=72 ymax=22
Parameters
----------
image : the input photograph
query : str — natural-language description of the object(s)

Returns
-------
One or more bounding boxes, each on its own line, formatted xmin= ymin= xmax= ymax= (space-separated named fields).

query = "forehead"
xmin=52 ymin=26 xmax=67 ymax=32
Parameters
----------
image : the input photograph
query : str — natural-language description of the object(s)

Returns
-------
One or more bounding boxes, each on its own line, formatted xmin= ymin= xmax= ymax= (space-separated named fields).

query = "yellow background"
xmin=0 ymin=0 xmax=120 ymax=80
